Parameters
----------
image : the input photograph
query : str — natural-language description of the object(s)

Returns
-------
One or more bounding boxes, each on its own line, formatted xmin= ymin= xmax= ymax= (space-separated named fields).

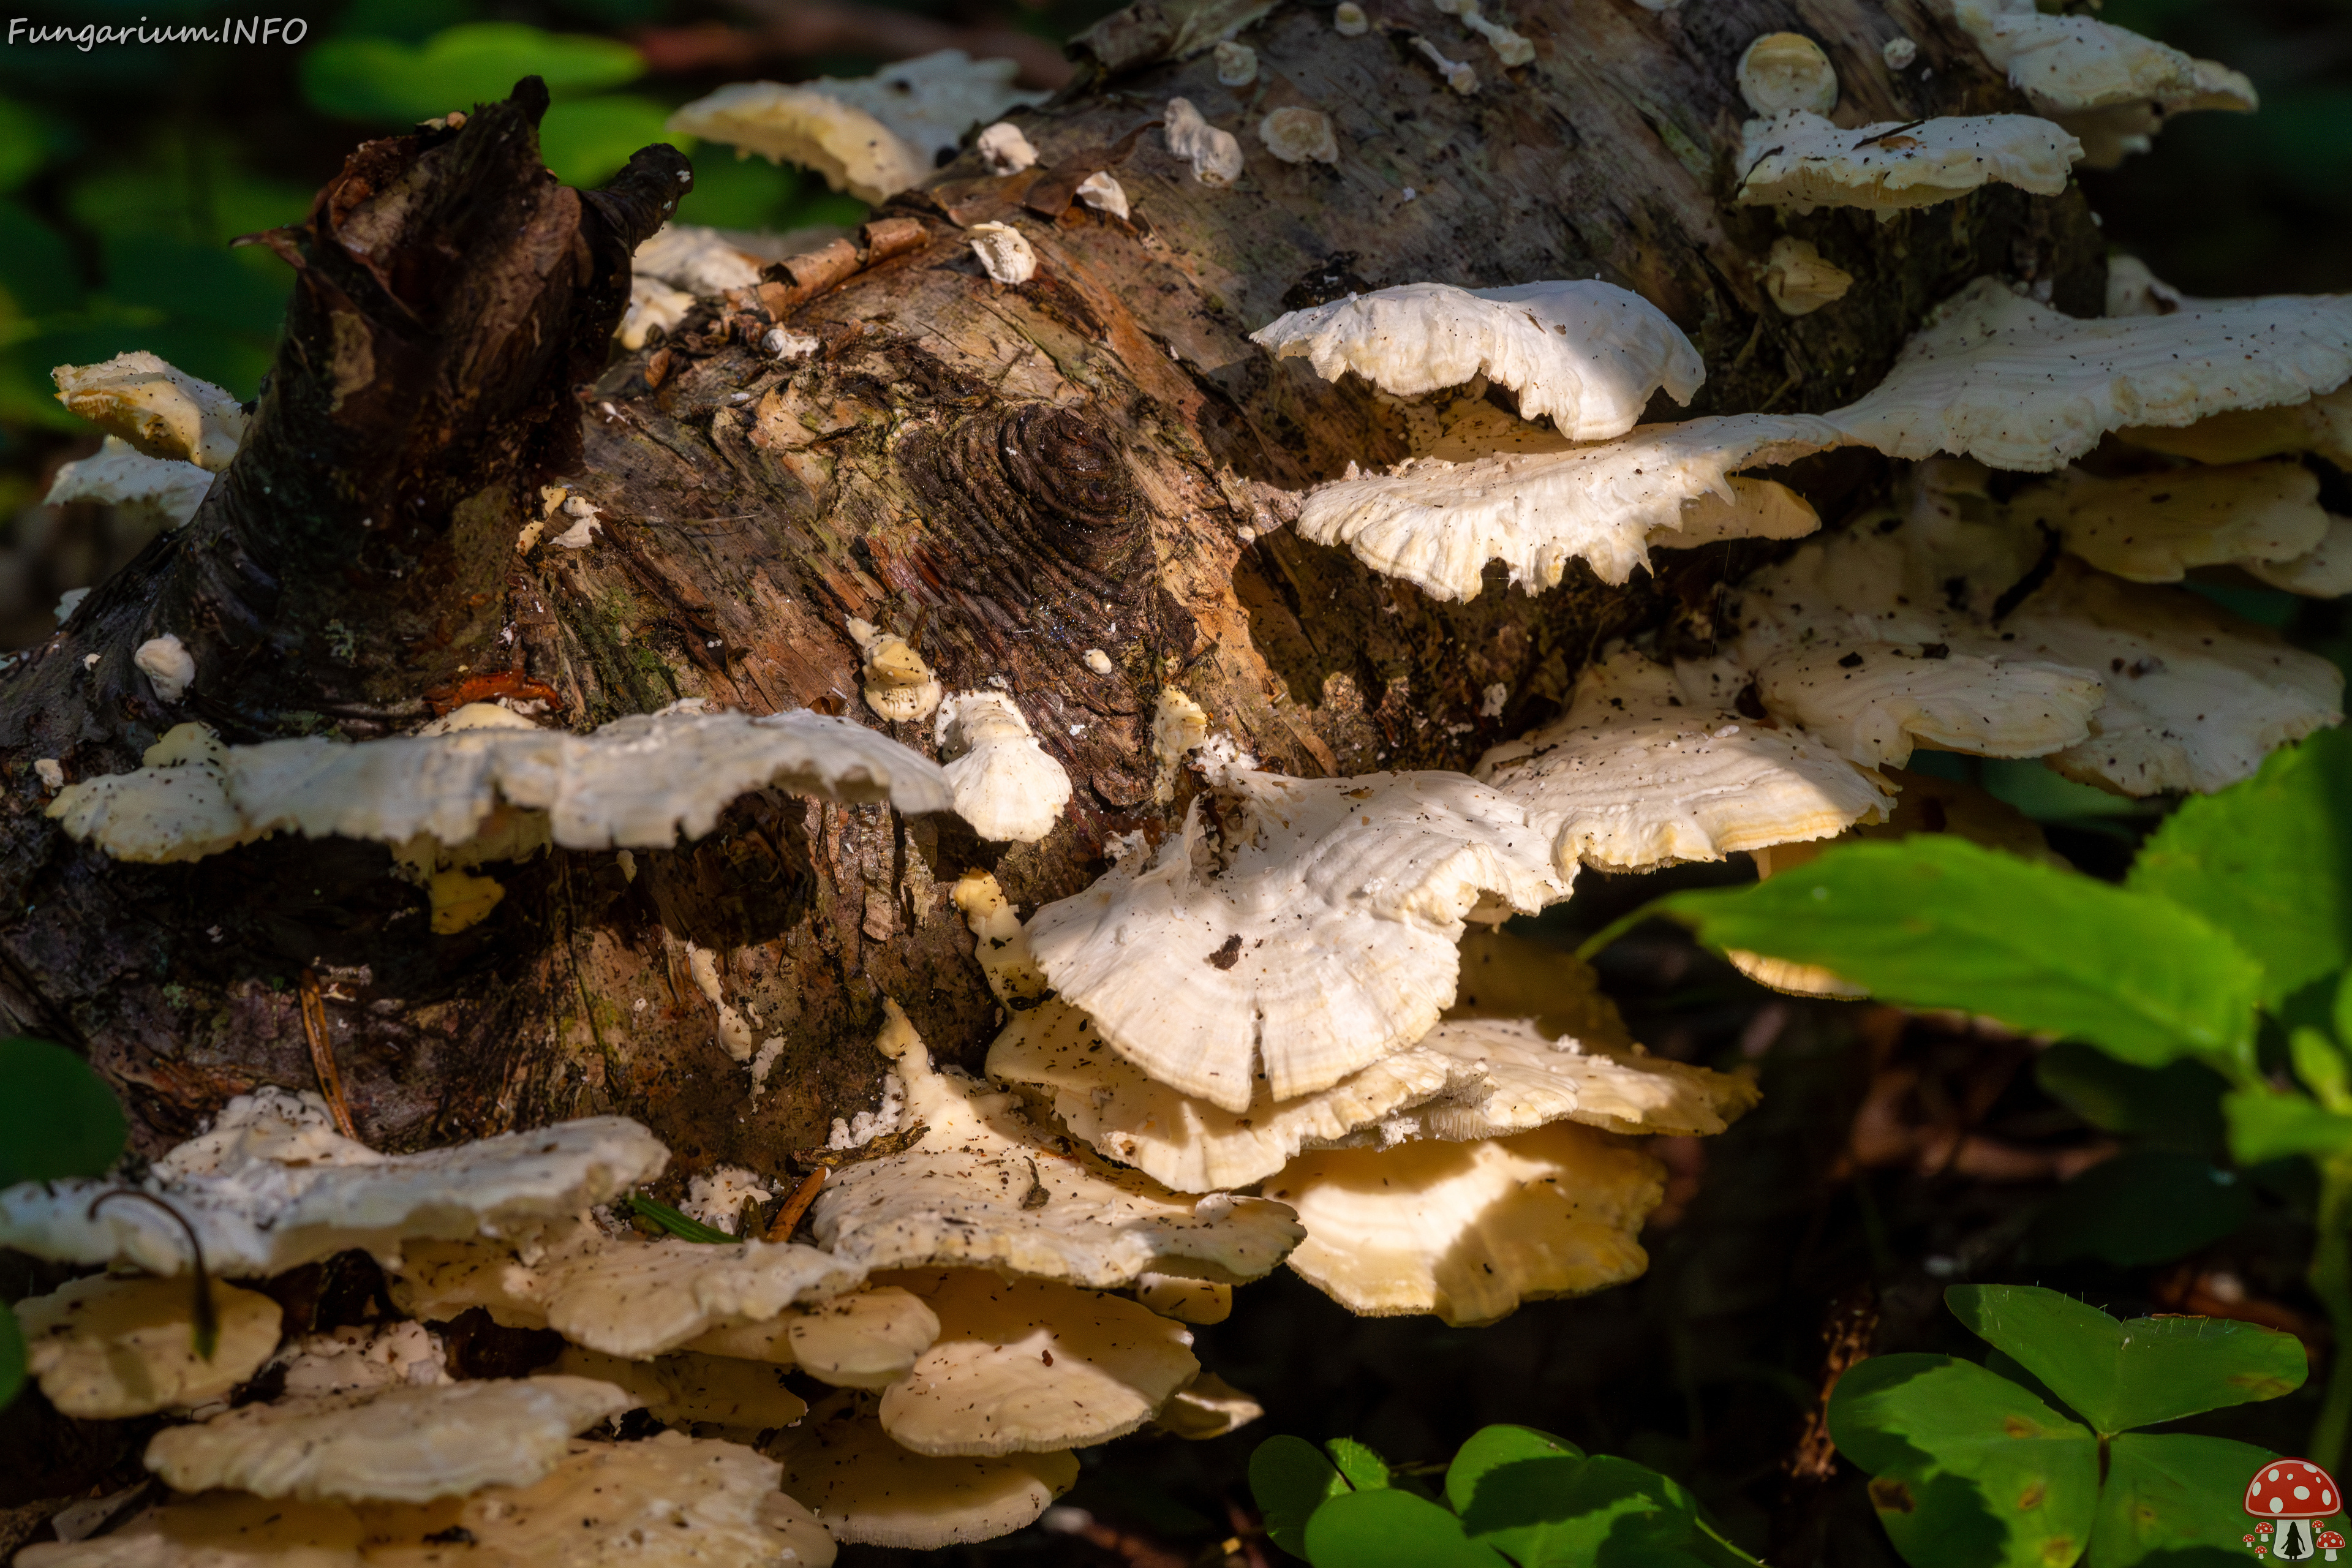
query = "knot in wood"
xmin=997 ymin=405 xmax=1131 ymax=533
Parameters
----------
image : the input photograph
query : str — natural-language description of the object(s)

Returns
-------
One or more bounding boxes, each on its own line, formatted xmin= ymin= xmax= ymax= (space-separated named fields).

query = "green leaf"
xmin=1646 ymin=838 xmax=2263 ymax=1072
xmin=0 ymin=1299 xmax=23 ymax=1411
xmin=2294 ymin=1028 xmax=2352 ymax=1110
xmin=624 ymin=1194 xmax=734 ymax=1244
xmin=538 ymin=96 xmax=686 ymax=189
xmin=2335 ymin=970 xmax=2352 ymax=1052
xmin=300 ymin=23 xmax=644 ymax=126
xmin=1305 ymin=1488 xmax=1511 ymax=1568
xmin=1827 ymin=1354 xmax=2099 ymax=1568
xmin=2090 ymin=1434 xmax=2283 ymax=1567
xmin=1458 ymin=1455 xmax=1732 ymax=1567
xmin=1251 ymin=1436 xmax=1350 ymax=1559
xmin=0 ymin=1038 xmax=128 ymax=1186
xmin=2225 ymin=1091 xmax=2352 ymax=1166
xmin=1947 ymin=1285 xmax=2305 ymax=1434
xmin=2034 ymin=1046 xmax=2225 ymax=1154
xmin=2028 ymin=1152 xmax=2250 ymax=1267
xmin=1325 ymin=1438 xmax=1392 ymax=1493
xmin=2127 ymin=726 xmax=2352 ymax=1009
xmin=1445 ymin=1425 xmax=1583 ymax=1514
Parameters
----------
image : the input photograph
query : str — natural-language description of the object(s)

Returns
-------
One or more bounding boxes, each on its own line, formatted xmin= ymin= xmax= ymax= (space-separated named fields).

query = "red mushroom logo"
xmin=2245 ymin=1460 xmax=2343 ymax=1561
xmin=2320 ymin=1529 xmax=2345 ymax=1561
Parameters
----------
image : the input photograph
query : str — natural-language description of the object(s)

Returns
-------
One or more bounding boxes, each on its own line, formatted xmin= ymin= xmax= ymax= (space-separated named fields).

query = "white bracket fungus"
xmin=1736 ymin=111 xmax=2081 ymax=213
xmin=1333 ymin=2 xmax=1368 ymax=34
xmin=2247 ymin=520 xmax=2352 ymax=600
xmin=1251 ymin=279 xmax=1705 ymax=442
xmin=772 ymin=1400 xmax=1077 ymax=1549
xmin=1738 ymin=32 xmax=1839 ymax=117
xmin=2120 ymin=382 xmax=2352 ymax=473
xmin=1163 ymin=98 xmax=1245 ymax=186
xmin=1156 ymin=1370 xmax=1264 ymax=1439
xmin=805 ymin=1002 xmax=1306 ymax=1283
xmin=1136 ymin=1273 xmax=1232 ymax=1324
xmin=1294 ymin=412 xmax=1841 ymax=601
xmin=1761 ymin=236 xmax=1853 ymax=317
xmin=1827 ymin=277 xmax=2352 ymax=470
xmin=1149 ymin=687 xmax=1210 ymax=802
xmin=1074 ymin=171 xmax=1131 ymax=220
xmin=1374 ymin=1016 xmax=1760 ymax=1143
xmin=1475 ymin=646 xmax=1890 ymax=877
xmin=1950 ymin=0 xmax=2256 ymax=117
xmin=16 ymin=1275 xmax=283 ymax=1419
xmin=975 ymin=120 xmax=1039 ymax=175
xmin=669 ymin=51 xmax=1045 ymax=204
xmin=1024 ymin=767 xmax=1565 ymax=1109
xmin=43 ymin=437 xmax=214 ymax=530
xmin=2013 ymin=460 xmax=2331 ymax=584
xmin=680 ymin=1166 xmax=776 ymax=1233
xmin=1259 ymin=106 xmax=1340 ymax=165
xmin=874 ymin=1270 xmax=1198 ymax=1456
xmin=132 ymin=633 xmax=197 ymax=703
xmin=631 ymin=224 xmax=765 ymax=296
xmin=967 ymin=221 xmax=1039 ymax=286
xmin=548 ymin=1347 xmax=809 ymax=1433
xmin=848 ymin=620 xmax=945 ymax=723
xmin=620 ymin=275 xmax=697 ymax=350
xmin=1883 ymin=36 xmax=1918 ymax=71
xmin=48 ymin=706 xmax=952 ymax=867
xmin=935 ymin=692 xmax=1072 ymax=843
xmin=0 ymin=1088 xmax=666 ymax=1278
xmin=1215 ymin=40 xmax=1258 ymax=86
xmin=1265 ymin=1121 xmax=1664 ymax=1326
xmin=52 ymin=352 xmax=247 ymax=472
xmin=788 ymin=1286 xmax=943 ymax=1387
xmin=142 ymin=1376 xmax=636 ymax=1503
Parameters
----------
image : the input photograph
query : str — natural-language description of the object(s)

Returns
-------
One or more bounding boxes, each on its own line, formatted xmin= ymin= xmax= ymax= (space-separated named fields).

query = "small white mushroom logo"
xmin=2243 ymin=1459 xmax=2343 ymax=1559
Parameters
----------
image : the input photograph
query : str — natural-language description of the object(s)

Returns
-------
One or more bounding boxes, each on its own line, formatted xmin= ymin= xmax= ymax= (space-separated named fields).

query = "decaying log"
xmin=0 ymin=0 xmax=2100 ymax=1175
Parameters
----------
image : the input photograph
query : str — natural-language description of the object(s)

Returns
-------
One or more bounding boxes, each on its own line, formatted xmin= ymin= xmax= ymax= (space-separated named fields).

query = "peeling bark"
xmin=0 ymin=1 xmax=2099 ymax=1186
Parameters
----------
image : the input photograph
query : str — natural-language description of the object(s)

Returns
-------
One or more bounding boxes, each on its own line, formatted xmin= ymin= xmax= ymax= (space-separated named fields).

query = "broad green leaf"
xmin=1446 ymin=1425 xmax=1583 ymax=1514
xmin=2034 ymin=1046 xmax=2225 ymax=1154
xmin=1458 ymin=1455 xmax=1725 ymax=1568
xmin=1648 ymin=838 xmax=2262 ymax=1071
xmin=1828 ymin=1354 xmax=2098 ymax=1568
xmin=2090 ymin=1434 xmax=2283 ymax=1567
xmin=0 ymin=1038 xmax=127 ymax=1186
xmin=301 ymin=23 xmax=644 ymax=126
xmin=2294 ymin=1028 xmax=2352 ymax=1109
xmin=1305 ymin=1487 xmax=1511 ymax=1568
xmin=0 ymin=1300 xmax=22 ymax=1411
xmin=1250 ymin=1436 xmax=1349 ymax=1559
xmin=2028 ymin=1152 xmax=2250 ymax=1267
xmin=538 ymin=96 xmax=686 ymax=189
xmin=1947 ymin=1285 xmax=2305 ymax=1434
xmin=624 ymin=1194 xmax=734 ymax=1243
xmin=2337 ymin=970 xmax=2352 ymax=1055
xmin=1325 ymin=1438 xmax=1392 ymax=1492
xmin=2127 ymin=726 xmax=2352 ymax=1009
xmin=2225 ymin=1091 xmax=2352 ymax=1166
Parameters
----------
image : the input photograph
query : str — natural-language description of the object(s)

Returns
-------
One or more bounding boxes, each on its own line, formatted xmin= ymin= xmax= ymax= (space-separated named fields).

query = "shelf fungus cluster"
xmin=3 ymin=1036 xmax=1304 ymax=1557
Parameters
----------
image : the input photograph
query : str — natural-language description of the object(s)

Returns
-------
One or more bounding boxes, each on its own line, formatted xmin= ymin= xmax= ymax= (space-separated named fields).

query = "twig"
xmin=766 ymin=1167 xmax=827 ymax=1241
xmin=297 ymin=967 xmax=360 ymax=1141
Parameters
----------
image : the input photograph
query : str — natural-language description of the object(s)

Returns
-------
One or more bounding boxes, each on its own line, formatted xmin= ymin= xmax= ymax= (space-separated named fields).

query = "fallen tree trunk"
xmin=0 ymin=0 xmax=2095 ymax=1171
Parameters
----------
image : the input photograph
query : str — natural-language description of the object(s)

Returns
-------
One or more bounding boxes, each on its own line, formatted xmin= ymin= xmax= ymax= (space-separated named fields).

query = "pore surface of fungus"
xmin=1736 ymin=111 xmax=2081 ymax=213
xmin=2013 ymin=460 xmax=2331 ymax=583
xmin=1474 ymin=646 xmax=1890 ymax=875
xmin=771 ymin=1401 xmax=1077 ymax=1549
xmin=874 ymin=1270 xmax=1197 ymax=1456
xmin=43 ymin=437 xmax=215 ymax=530
xmin=1827 ymin=277 xmax=2352 ymax=470
xmin=49 ymin=707 xmax=951 ymax=867
xmin=1265 ymin=1121 xmax=1665 ymax=1326
xmin=0 ymin=1089 xmax=665 ymax=1278
xmin=805 ymin=1004 xmax=1306 ymax=1284
xmin=142 ymin=1376 xmax=636 ymax=1503
xmin=548 ymin=1348 xmax=810 ymax=1432
xmin=1250 ymin=279 xmax=1705 ymax=442
xmin=1294 ymin=412 xmax=1842 ymax=601
xmin=1025 ymin=768 xmax=1564 ymax=1110
xmin=16 ymin=1274 xmax=283 ymax=1419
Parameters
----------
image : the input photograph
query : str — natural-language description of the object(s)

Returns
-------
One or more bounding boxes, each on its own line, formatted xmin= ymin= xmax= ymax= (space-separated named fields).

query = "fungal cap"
xmin=12 ymin=1490 xmax=364 ymax=1567
xmin=1266 ymin=1121 xmax=1665 ymax=1326
xmin=1951 ymin=0 xmax=2258 ymax=114
xmin=1294 ymin=412 xmax=1842 ymax=600
xmin=1334 ymin=4 xmax=1368 ymax=34
xmin=1476 ymin=647 xmax=1890 ymax=875
xmin=2018 ymin=460 xmax=2329 ymax=583
xmin=1215 ymin=40 xmax=1258 ymax=85
xmin=1163 ymin=97 xmax=1245 ymax=186
xmin=1736 ymin=111 xmax=2081 ymax=213
xmin=1259 ymin=106 xmax=1340 ymax=165
xmin=141 ymin=1376 xmax=636 ymax=1503
xmin=1762 ymin=236 xmax=1853 ymax=317
xmin=875 ymin=1270 xmax=1198 ymax=1456
xmin=771 ymin=1405 xmax=1077 ymax=1549
xmin=43 ymin=437 xmax=214 ymax=529
xmin=52 ymin=352 xmax=247 ymax=472
xmin=1251 ymin=279 xmax=1705 ymax=442
xmin=1738 ymin=32 xmax=1838 ymax=116
xmin=788 ymin=1286 xmax=943 ymax=1387
xmin=1156 ymin=1370 xmax=1265 ymax=1439
xmin=1135 ymin=1273 xmax=1232 ymax=1324
xmin=135 ymin=635 xmax=197 ymax=703
xmin=936 ymin=692 xmax=1072 ymax=842
xmin=1024 ymin=769 xmax=1566 ymax=1109
xmin=966 ymin=221 xmax=1039 ymax=285
xmin=632 ymin=224 xmax=765 ymax=295
xmin=16 ymin=1275 xmax=282 ymax=1419
xmin=1392 ymin=1017 xmax=1760 ymax=1142
xmin=546 ymin=1348 xmax=809 ymax=1433
xmin=1463 ymin=12 xmax=1534 ymax=66
xmin=975 ymin=121 xmax=1039 ymax=175
xmin=1074 ymin=171 xmax=1131 ymax=219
